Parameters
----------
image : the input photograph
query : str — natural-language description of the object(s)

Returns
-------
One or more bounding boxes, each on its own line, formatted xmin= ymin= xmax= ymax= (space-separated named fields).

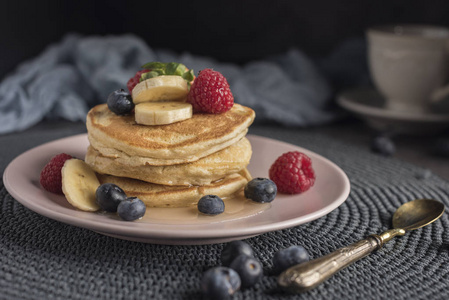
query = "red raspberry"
xmin=187 ymin=69 xmax=234 ymax=114
xmin=127 ymin=69 xmax=150 ymax=93
xmin=269 ymin=151 xmax=315 ymax=194
xmin=40 ymin=153 xmax=73 ymax=194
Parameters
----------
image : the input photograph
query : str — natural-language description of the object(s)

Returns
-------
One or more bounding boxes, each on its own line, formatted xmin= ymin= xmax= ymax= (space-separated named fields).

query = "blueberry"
xmin=272 ymin=245 xmax=310 ymax=274
xmin=229 ymin=254 xmax=263 ymax=288
xmin=201 ymin=267 xmax=240 ymax=300
xmin=198 ymin=195 xmax=225 ymax=215
xmin=414 ymin=169 xmax=432 ymax=180
xmin=221 ymin=240 xmax=254 ymax=267
xmin=107 ymin=89 xmax=134 ymax=115
xmin=371 ymin=135 xmax=395 ymax=156
xmin=117 ymin=197 xmax=146 ymax=221
xmin=96 ymin=183 xmax=127 ymax=212
xmin=244 ymin=177 xmax=277 ymax=203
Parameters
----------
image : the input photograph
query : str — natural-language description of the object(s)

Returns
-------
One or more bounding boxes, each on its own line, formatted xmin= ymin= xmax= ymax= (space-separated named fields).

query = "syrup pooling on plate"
xmin=141 ymin=192 xmax=271 ymax=224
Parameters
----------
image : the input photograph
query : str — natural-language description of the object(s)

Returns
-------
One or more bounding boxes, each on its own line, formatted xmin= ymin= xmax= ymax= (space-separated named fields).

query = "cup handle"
xmin=431 ymin=84 xmax=449 ymax=102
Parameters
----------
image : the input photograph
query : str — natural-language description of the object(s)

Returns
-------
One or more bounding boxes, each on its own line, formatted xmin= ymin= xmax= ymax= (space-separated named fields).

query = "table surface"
xmin=305 ymin=119 xmax=449 ymax=181
xmin=1 ymin=119 xmax=449 ymax=300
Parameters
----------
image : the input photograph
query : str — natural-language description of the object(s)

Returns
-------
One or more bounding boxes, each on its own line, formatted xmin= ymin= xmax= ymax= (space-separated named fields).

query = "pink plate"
xmin=3 ymin=134 xmax=350 ymax=245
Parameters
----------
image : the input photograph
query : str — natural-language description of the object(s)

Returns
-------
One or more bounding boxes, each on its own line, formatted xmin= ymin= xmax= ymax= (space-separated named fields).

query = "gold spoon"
xmin=278 ymin=199 xmax=445 ymax=293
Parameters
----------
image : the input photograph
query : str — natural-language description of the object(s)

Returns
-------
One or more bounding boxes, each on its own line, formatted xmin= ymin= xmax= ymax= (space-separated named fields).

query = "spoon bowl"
xmin=393 ymin=199 xmax=445 ymax=231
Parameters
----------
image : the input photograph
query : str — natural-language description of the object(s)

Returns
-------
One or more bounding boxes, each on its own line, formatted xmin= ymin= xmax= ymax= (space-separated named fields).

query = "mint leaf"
xmin=140 ymin=70 xmax=164 ymax=82
xmin=166 ymin=62 xmax=188 ymax=76
xmin=138 ymin=62 xmax=193 ymax=84
xmin=165 ymin=62 xmax=179 ymax=75
xmin=182 ymin=69 xmax=195 ymax=82
xmin=141 ymin=62 xmax=166 ymax=69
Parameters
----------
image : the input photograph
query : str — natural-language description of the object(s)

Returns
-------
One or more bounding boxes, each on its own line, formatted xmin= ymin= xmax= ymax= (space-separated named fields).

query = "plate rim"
xmin=3 ymin=133 xmax=350 ymax=241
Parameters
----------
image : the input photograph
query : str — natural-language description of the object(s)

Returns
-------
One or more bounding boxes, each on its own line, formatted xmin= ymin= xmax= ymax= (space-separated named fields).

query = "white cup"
xmin=367 ymin=25 xmax=449 ymax=113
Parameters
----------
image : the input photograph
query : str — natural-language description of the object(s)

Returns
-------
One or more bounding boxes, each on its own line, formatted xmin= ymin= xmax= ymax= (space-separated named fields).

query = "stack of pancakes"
xmin=85 ymin=103 xmax=255 ymax=207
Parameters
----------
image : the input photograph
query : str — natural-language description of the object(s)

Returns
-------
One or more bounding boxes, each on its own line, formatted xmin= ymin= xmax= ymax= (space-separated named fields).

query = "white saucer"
xmin=3 ymin=134 xmax=350 ymax=245
xmin=337 ymin=87 xmax=449 ymax=134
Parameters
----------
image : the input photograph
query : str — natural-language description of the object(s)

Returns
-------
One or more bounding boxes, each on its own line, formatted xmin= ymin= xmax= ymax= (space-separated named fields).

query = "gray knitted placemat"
xmin=1 ymin=125 xmax=449 ymax=300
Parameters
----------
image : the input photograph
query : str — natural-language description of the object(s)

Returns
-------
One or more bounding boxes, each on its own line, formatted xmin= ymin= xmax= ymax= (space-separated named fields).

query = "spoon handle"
xmin=278 ymin=229 xmax=405 ymax=293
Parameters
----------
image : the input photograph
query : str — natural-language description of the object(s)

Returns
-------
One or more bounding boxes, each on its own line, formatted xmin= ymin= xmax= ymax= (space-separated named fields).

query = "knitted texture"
xmin=1 ymin=125 xmax=449 ymax=300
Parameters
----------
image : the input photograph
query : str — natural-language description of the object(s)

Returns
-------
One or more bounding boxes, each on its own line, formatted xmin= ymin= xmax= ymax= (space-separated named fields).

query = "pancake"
xmin=96 ymin=169 xmax=252 ymax=208
xmin=86 ymin=103 xmax=255 ymax=166
xmin=86 ymin=137 xmax=252 ymax=186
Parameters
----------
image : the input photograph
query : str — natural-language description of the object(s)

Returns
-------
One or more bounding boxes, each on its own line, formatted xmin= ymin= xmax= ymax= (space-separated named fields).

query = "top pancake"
xmin=86 ymin=103 xmax=255 ymax=166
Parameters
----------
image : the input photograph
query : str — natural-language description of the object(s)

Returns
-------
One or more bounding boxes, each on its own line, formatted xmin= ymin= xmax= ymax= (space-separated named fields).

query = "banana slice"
xmin=61 ymin=159 xmax=100 ymax=211
xmin=135 ymin=102 xmax=193 ymax=125
xmin=132 ymin=75 xmax=189 ymax=104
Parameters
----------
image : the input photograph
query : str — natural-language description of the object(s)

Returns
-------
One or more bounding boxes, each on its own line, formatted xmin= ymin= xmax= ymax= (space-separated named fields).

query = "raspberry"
xmin=40 ymin=153 xmax=73 ymax=194
xmin=269 ymin=151 xmax=315 ymax=194
xmin=187 ymin=69 xmax=234 ymax=114
xmin=127 ymin=69 xmax=150 ymax=93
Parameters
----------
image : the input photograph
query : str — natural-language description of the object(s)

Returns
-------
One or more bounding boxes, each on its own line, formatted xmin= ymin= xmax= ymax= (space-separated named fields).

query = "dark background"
xmin=2 ymin=0 xmax=449 ymax=80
